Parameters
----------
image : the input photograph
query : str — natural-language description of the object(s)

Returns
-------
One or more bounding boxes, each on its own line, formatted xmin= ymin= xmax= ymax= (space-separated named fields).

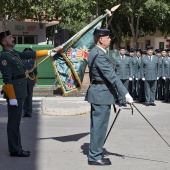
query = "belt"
xmin=91 ymin=79 xmax=105 ymax=84
xmin=12 ymin=74 xmax=26 ymax=80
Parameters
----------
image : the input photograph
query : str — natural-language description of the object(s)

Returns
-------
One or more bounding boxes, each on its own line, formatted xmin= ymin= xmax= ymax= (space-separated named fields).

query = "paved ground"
xmin=0 ymin=97 xmax=170 ymax=170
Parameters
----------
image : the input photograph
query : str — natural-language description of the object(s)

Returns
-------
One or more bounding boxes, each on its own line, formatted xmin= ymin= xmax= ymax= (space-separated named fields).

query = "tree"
xmin=91 ymin=0 xmax=170 ymax=49
xmin=0 ymin=0 xmax=92 ymax=38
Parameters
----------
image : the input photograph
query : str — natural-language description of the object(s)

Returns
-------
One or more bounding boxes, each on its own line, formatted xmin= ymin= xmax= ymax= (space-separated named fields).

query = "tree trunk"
xmin=128 ymin=16 xmax=140 ymax=49
xmin=110 ymin=24 xmax=122 ymax=49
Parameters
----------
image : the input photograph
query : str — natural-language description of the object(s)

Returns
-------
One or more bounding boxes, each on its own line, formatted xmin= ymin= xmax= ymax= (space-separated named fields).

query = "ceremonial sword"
xmin=132 ymin=103 xmax=170 ymax=148
xmin=104 ymin=103 xmax=170 ymax=148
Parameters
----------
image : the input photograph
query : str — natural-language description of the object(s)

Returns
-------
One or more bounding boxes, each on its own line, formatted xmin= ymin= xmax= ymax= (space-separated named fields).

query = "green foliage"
xmin=0 ymin=0 xmax=170 ymax=45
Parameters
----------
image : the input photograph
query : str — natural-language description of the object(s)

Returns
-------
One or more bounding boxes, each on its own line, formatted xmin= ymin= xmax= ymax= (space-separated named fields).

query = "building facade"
xmin=0 ymin=21 xmax=47 ymax=44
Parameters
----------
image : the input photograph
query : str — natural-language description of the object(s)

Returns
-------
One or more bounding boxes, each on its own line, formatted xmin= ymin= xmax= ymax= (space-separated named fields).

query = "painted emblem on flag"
xmin=2 ymin=60 xmax=7 ymax=66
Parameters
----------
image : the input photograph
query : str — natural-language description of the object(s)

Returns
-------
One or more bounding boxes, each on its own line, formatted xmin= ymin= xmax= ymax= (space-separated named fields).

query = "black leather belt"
xmin=91 ymin=79 xmax=105 ymax=84
xmin=12 ymin=74 xmax=26 ymax=80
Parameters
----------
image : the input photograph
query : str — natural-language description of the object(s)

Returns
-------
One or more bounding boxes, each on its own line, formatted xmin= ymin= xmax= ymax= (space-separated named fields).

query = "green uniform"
xmin=162 ymin=56 xmax=170 ymax=101
xmin=85 ymin=45 xmax=127 ymax=161
xmin=140 ymin=55 xmax=159 ymax=104
xmin=157 ymin=57 xmax=165 ymax=100
xmin=113 ymin=55 xmax=133 ymax=105
xmin=136 ymin=57 xmax=145 ymax=102
xmin=0 ymin=49 xmax=36 ymax=152
xmin=129 ymin=56 xmax=138 ymax=99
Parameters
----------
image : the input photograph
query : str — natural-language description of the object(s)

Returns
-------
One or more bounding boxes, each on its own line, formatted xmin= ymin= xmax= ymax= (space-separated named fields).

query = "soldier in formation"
xmin=112 ymin=46 xmax=170 ymax=106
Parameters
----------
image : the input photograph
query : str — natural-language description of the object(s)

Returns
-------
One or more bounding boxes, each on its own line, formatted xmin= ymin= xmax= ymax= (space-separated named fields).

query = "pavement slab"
xmin=0 ymin=98 xmax=170 ymax=170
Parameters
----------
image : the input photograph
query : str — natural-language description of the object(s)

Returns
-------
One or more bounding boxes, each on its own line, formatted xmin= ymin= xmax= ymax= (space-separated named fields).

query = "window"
xmin=159 ymin=42 xmax=164 ymax=50
xmin=145 ymin=40 xmax=150 ymax=47
xmin=24 ymin=36 xmax=35 ymax=44
xmin=13 ymin=35 xmax=37 ymax=44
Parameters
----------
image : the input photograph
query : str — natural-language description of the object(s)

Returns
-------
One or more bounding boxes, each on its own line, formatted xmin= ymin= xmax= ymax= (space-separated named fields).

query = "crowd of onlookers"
xmin=112 ymin=46 xmax=170 ymax=106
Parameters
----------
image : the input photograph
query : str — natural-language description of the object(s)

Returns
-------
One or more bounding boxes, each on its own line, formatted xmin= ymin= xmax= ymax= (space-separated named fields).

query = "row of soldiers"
xmin=111 ymin=46 xmax=170 ymax=106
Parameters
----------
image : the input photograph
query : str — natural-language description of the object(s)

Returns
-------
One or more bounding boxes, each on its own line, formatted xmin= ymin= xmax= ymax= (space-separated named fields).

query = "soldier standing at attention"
xmin=0 ymin=30 xmax=59 ymax=157
xmin=128 ymin=48 xmax=138 ymax=100
xmin=22 ymin=48 xmax=38 ymax=118
xmin=85 ymin=28 xmax=133 ymax=166
xmin=140 ymin=46 xmax=160 ymax=106
xmin=155 ymin=49 xmax=164 ymax=100
xmin=114 ymin=46 xmax=133 ymax=106
xmin=141 ymin=50 xmax=147 ymax=57
xmin=137 ymin=50 xmax=146 ymax=103
xmin=162 ymin=49 xmax=170 ymax=102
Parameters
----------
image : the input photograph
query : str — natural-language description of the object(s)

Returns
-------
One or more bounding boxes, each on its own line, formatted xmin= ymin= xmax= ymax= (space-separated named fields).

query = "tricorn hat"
xmin=146 ymin=45 xmax=153 ymax=50
xmin=155 ymin=49 xmax=161 ymax=53
xmin=119 ymin=46 xmax=126 ymax=50
xmin=0 ymin=30 xmax=11 ymax=40
xmin=141 ymin=50 xmax=147 ymax=55
xmin=161 ymin=49 xmax=167 ymax=52
xmin=136 ymin=48 xmax=141 ymax=53
xmin=129 ymin=48 xmax=135 ymax=53
xmin=93 ymin=28 xmax=110 ymax=36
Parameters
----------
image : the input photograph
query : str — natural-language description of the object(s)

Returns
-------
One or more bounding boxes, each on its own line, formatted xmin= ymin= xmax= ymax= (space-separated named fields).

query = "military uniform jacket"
xmin=113 ymin=55 xmax=133 ymax=80
xmin=85 ymin=45 xmax=128 ymax=105
xmin=22 ymin=58 xmax=38 ymax=85
xmin=136 ymin=57 xmax=142 ymax=79
xmin=158 ymin=57 xmax=163 ymax=78
xmin=162 ymin=56 xmax=170 ymax=78
xmin=131 ymin=57 xmax=138 ymax=78
xmin=0 ymin=49 xmax=36 ymax=99
xmin=140 ymin=55 xmax=159 ymax=81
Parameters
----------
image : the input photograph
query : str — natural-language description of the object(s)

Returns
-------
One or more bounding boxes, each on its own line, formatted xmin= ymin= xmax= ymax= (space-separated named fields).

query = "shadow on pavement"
xmin=80 ymin=143 xmax=168 ymax=163
xmin=38 ymin=132 xmax=90 ymax=142
xmin=80 ymin=143 xmax=124 ymax=159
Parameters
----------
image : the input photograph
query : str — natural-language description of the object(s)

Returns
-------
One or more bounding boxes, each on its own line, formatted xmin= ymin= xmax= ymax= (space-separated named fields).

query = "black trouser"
xmin=23 ymin=84 xmax=34 ymax=115
xmin=157 ymin=77 xmax=165 ymax=100
xmin=7 ymin=98 xmax=24 ymax=152
xmin=118 ymin=79 xmax=129 ymax=104
xmin=165 ymin=78 xmax=170 ymax=100
xmin=137 ymin=79 xmax=145 ymax=102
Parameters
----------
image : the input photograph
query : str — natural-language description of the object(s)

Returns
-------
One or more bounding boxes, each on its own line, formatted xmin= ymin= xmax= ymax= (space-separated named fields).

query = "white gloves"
xmin=163 ymin=77 xmax=166 ymax=80
xmin=34 ymin=83 xmax=37 ymax=87
xmin=48 ymin=46 xmax=63 ymax=57
xmin=48 ymin=50 xmax=57 ymax=57
xmin=142 ymin=78 xmax=145 ymax=81
xmin=9 ymin=99 xmax=18 ymax=106
xmin=129 ymin=77 xmax=133 ymax=81
xmin=157 ymin=77 xmax=159 ymax=80
xmin=125 ymin=93 xmax=133 ymax=104
xmin=135 ymin=78 xmax=138 ymax=80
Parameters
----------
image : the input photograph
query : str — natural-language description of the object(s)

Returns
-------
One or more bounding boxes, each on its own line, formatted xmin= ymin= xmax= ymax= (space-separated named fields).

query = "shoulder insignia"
xmin=2 ymin=60 xmax=7 ymax=66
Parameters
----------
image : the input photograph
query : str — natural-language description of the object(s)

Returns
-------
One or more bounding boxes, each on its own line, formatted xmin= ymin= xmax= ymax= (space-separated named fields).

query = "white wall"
xmin=0 ymin=21 xmax=46 ymax=44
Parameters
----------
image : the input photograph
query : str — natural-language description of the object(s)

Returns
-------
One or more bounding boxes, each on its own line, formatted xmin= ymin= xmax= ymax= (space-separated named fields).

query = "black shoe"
xmin=145 ymin=103 xmax=150 ymax=106
xmin=138 ymin=100 xmax=145 ymax=103
xmin=164 ymin=99 xmax=169 ymax=103
xmin=21 ymin=150 xmax=30 ymax=154
xmin=150 ymin=103 xmax=156 ymax=106
xmin=122 ymin=103 xmax=127 ymax=107
xmin=118 ymin=104 xmax=123 ymax=107
xmin=88 ymin=158 xmax=111 ymax=166
xmin=22 ymin=114 xmax=32 ymax=118
xmin=10 ymin=150 xmax=30 ymax=157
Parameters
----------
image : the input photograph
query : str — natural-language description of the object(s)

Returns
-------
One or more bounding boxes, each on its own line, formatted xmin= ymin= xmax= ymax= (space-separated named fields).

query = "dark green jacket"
xmin=113 ymin=55 xmax=133 ymax=80
xmin=0 ymin=49 xmax=36 ymax=99
xmin=85 ymin=45 xmax=128 ymax=104
xmin=140 ymin=55 xmax=159 ymax=81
